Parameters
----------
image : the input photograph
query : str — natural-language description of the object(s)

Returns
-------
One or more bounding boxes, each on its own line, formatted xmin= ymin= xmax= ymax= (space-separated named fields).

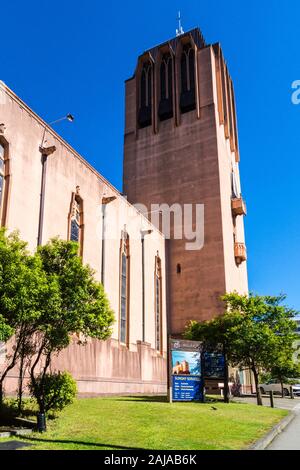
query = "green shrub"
xmin=29 ymin=371 xmax=77 ymax=414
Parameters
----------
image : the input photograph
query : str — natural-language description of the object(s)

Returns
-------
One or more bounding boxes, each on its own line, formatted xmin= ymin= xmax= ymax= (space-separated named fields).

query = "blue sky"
xmin=1 ymin=1 xmax=300 ymax=310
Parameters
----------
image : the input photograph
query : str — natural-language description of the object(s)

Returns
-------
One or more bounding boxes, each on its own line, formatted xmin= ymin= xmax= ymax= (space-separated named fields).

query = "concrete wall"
xmin=0 ymin=82 xmax=167 ymax=394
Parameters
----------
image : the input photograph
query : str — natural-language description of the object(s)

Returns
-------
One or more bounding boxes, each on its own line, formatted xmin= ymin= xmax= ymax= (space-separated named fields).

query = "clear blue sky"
xmin=2 ymin=1 xmax=300 ymax=310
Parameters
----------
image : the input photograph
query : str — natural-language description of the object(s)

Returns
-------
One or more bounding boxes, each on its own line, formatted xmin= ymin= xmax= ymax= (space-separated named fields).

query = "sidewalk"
xmin=267 ymin=403 xmax=300 ymax=450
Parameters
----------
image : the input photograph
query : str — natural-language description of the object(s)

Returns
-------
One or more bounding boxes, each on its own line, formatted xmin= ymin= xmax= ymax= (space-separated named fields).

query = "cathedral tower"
xmin=123 ymin=28 xmax=248 ymax=336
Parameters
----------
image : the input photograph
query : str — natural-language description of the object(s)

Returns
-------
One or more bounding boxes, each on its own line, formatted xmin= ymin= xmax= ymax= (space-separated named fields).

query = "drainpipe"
xmin=101 ymin=196 xmax=116 ymax=285
xmin=140 ymin=229 xmax=153 ymax=342
xmin=37 ymin=145 xmax=56 ymax=246
xmin=165 ymin=238 xmax=172 ymax=403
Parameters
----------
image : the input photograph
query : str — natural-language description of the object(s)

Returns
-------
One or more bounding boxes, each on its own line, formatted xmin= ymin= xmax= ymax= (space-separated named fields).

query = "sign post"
xmin=169 ymin=339 xmax=203 ymax=403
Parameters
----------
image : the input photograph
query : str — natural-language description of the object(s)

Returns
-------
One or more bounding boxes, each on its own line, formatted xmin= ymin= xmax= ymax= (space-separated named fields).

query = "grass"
xmin=0 ymin=395 xmax=288 ymax=450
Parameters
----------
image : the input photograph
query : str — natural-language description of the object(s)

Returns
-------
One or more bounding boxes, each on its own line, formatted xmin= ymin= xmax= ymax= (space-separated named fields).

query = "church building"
xmin=0 ymin=27 xmax=249 ymax=395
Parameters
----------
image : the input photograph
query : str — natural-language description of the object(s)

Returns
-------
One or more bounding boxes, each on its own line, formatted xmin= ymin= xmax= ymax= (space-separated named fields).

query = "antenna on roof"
xmin=176 ymin=11 xmax=184 ymax=37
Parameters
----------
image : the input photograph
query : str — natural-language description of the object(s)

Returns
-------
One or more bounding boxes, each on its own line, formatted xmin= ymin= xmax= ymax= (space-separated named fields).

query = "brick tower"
xmin=123 ymin=28 xmax=248 ymax=336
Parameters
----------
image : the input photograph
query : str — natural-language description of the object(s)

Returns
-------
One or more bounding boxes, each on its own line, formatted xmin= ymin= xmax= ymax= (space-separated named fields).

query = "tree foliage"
xmin=0 ymin=229 xmax=48 ymax=403
xmin=269 ymin=357 xmax=300 ymax=396
xmin=0 ymin=232 xmax=114 ymax=415
xmin=29 ymin=371 xmax=77 ymax=414
xmin=185 ymin=292 xmax=299 ymax=406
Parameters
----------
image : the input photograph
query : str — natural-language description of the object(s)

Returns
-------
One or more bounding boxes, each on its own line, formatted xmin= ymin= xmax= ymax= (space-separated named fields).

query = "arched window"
xmin=68 ymin=189 xmax=84 ymax=254
xmin=158 ymin=53 xmax=173 ymax=121
xmin=138 ymin=61 xmax=152 ymax=128
xmin=180 ymin=44 xmax=196 ymax=113
xmin=120 ymin=230 xmax=130 ymax=345
xmin=155 ymin=255 xmax=162 ymax=352
xmin=0 ymin=139 xmax=9 ymax=227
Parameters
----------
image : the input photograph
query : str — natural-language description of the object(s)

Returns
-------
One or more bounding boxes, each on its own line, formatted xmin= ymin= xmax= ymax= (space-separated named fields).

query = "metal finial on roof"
xmin=176 ymin=11 xmax=184 ymax=37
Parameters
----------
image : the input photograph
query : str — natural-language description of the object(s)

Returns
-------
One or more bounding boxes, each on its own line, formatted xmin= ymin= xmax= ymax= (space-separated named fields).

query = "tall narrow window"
xmin=120 ymin=231 xmax=130 ymax=345
xmin=180 ymin=44 xmax=196 ymax=113
xmin=158 ymin=53 xmax=173 ymax=121
xmin=155 ymin=255 xmax=162 ymax=352
xmin=138 ymin=61 xmax=152 ymax=128
xmin=0 ymin=140 xmax=9 ymax=227
xmin=69 ymin=190 xmax=84 ymax=254
xmin=231 ymin=171 xmax=240 ymax=199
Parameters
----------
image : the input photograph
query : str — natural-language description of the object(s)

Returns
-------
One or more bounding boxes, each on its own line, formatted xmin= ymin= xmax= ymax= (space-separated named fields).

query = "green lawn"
xmin=1 ymin=396 xmax=288 ymax=450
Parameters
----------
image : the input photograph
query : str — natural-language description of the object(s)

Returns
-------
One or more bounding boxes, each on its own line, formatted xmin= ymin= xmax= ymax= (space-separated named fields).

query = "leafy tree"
xmin=0 ymin=230 xmax=48 ymax=406
xmin=269 ymin=357 xmax=300 ymax=397
xmin=29 ymin=371 xmax=77 ymax=415
xmin=29 ymin=238 xmax=115 ymax=416
xmin=0 ymin=232 xmax=114 ymax=419
xmin=186 ymin=293 xmax=299 ymax=406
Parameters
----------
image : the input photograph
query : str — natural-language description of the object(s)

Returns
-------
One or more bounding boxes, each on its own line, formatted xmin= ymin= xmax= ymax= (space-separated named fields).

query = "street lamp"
xmin=40 ymin=113 xmax=75 ymax=150
xmin=49 ymin=114 xmax=74 ymax=125
xmin=37 ymin=113 xmax=75 ymax=246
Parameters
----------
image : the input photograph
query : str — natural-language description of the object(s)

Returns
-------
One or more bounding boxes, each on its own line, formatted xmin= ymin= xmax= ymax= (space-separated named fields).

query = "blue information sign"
xmin=170 ymin=339 xmax=203 ymax=402
xmin=203 ymin=352 xmax=225 ymax=379
xmin=172 ymin=376 xmax=203 ymax=402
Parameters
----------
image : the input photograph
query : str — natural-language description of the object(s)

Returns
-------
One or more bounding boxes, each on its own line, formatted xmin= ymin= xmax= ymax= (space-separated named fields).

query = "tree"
xmin=0 ymin=230 xmax=48 ymax=406
xmin=186 ymin=293 xmax=299 ymax=406
xmin=29 ymin=371 xmax=77 ymax=416
xmin=29 ymin=238 xmax=115 ymax=417
xmin=269 ymin=357 xmax=300 ymax=397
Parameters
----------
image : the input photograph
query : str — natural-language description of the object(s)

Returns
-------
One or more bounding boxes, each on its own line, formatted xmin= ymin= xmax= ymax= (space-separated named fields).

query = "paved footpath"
xmin=267 ymin=403 xmax=300 ymax=450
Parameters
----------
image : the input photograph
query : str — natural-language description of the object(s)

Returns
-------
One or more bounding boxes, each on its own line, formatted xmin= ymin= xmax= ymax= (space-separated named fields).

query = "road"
xmin=232 ymin=395 xmax=300 ymax=411
xmin=268 ymin=403 xmax=300 ymax=450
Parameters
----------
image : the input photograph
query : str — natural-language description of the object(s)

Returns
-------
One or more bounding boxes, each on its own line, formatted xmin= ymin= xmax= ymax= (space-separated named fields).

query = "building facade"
xmin=123 ymin=28 xmax=248 ymax=335
xmin=0 ymin=26 xmax=250 ymax=396
xmin=0 ymin=82 xmax=168 ymax=395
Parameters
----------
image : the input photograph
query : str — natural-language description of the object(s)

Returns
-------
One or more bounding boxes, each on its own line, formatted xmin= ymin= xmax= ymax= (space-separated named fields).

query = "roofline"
xmin=0 ymin=80 xmax=164 ymax=237
xmin=125 ymin=28 xmax=209 ymax=82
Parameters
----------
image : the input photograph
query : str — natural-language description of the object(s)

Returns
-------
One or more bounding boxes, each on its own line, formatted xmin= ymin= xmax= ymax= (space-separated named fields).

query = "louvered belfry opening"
xmin=180 ymin=44 xmax=196 ymax=113
xmin=158 ymin=53 xmax=173 ymax=121
xmin=138 ymin=61 xmax=152 ymax=128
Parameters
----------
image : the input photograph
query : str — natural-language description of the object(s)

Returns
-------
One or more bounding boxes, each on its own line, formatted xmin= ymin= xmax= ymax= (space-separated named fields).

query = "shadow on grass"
xmin=113 ymin=395 xmax=168 ymax=403
xmin=113 ymin=395 xmax=231 ymax=405
xmin=0 ymin=402 xmax=35 ymax=428
xmin=20 ymin=435 xmax=146 ymax=450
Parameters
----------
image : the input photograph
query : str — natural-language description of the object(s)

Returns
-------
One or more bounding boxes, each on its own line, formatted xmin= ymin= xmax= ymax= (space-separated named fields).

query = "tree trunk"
xmin=252 ymin=367 xmax=263 ymax=406
xmin=281 ymin=380 xmax=284 ymax=398
xmin=17 ymin=347 xmax=25 ymax=415
xmin=0 ymin=381 xmax=3 ymax=407
xmin=223 ymin=344 xmax=230 ymax=403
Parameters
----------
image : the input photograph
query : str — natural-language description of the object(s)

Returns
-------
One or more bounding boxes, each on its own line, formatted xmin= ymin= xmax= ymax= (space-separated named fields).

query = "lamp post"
xmin=37 ymin=114 xmax=74 ymax=246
